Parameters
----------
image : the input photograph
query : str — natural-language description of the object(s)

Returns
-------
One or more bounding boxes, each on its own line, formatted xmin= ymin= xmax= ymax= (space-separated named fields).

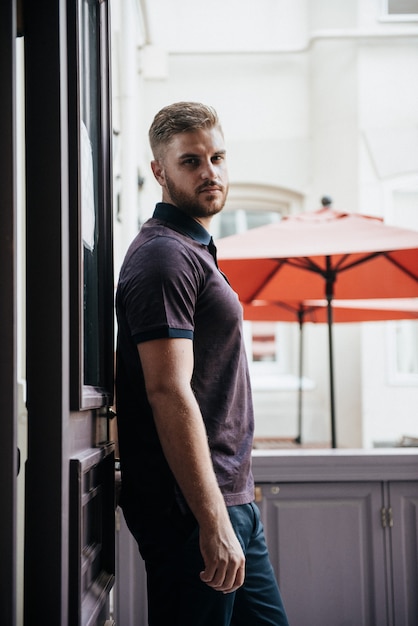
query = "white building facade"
xmin=111 ymin=0 xmax=418 ymax=448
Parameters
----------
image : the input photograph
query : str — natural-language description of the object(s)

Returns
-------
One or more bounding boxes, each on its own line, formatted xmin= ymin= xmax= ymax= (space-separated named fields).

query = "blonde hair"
xmin=149 ymin=102 xmax=222 ymax=159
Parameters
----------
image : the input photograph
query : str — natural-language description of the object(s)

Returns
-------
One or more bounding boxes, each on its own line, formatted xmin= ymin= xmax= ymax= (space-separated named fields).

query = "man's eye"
xmin=183 ymin=158 xmax=199 ymax=166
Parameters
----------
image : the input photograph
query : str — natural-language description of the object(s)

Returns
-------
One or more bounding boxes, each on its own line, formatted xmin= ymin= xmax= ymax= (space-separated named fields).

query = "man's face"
xmin=151 ymin=126 xmax=229 ymax=225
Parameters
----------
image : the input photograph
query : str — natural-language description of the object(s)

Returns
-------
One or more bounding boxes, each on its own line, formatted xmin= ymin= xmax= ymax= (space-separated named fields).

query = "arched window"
xmin=211 ymin=182 xmax=303 ymax=238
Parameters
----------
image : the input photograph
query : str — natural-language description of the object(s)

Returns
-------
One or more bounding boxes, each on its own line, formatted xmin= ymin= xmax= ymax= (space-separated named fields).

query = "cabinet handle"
xmin=388 ymin=507 xmax=393 ymax=528
xmin=381 ymin=506 xmax=394 ymax=529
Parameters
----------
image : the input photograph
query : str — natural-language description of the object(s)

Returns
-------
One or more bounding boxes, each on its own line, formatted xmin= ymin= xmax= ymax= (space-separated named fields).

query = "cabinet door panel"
xmin=389 ymin=481 xmax=418 ymax=626
xmin=258 ymin=482 xmax=387 ymax=626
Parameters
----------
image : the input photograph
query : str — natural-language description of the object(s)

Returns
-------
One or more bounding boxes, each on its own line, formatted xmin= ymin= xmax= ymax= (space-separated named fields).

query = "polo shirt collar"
xmin=153 ymin=202 xmax=212 ymax=245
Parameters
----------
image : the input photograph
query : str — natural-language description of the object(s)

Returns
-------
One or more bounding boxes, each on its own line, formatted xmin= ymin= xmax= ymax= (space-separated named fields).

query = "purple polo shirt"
xmin=116 ymin=203 xmax=255 ymax=520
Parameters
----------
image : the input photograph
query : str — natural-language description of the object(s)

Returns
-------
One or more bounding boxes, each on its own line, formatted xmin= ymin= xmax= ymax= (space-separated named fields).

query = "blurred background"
xmin=110 ymin=0 xmax=418 ymax=449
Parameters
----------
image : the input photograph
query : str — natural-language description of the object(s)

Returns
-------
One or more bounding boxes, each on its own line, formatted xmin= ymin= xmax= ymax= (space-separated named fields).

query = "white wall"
xmin=362 ymin=323 xmax=418 ymax=447
xmin=357 ymin=2 xmax=418 ymax=446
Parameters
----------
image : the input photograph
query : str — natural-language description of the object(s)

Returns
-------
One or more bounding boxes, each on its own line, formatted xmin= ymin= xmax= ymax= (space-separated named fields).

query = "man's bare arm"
xmin=137 ymin=337 xmax=245 ymax=593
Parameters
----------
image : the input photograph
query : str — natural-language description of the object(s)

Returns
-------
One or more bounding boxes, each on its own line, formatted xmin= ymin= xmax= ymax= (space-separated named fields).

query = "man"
xmin=115 ymin=102 xmax=289 ymax=625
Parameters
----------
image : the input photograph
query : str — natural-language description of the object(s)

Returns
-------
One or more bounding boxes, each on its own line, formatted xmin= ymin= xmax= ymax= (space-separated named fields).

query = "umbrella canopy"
xmin=217 ymin=207 xmax=418 ymax=302
xmin=243 ymin=298 xmax=418 ymax=444
xmin=217 ymin=207 xmax=418 ymax=447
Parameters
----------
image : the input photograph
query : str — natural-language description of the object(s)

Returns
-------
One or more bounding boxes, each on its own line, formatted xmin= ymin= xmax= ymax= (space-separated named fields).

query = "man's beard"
xmin=164 ymin=174 xmax=228 ymax=219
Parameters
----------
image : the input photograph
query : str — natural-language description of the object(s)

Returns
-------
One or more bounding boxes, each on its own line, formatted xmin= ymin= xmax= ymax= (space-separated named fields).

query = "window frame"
xmin=382 ymin=180 xmax=418 ymax=389
xmin=68 ymin=0 xmax=114 ymax=411
xmin=379 ymin=0 xmax=418 ymax=21
xmin=386 ymin=320 xmax=418 ymax=386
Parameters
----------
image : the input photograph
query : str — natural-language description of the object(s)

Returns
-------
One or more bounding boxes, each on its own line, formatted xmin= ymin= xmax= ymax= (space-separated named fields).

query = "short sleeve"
xmin=122 ymin=235 xmax=204 ymax=344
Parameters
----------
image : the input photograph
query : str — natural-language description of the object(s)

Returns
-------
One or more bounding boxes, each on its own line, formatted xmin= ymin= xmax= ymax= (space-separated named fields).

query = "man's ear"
xmin=151 ymin=160 xmax=165 ymax=186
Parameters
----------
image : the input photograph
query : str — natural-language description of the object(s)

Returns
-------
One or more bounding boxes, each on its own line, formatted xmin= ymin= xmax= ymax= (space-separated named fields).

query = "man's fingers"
xmin=200 ymin=560 xmax=245 ymax=593
xmin=221 ymin=563 xmax=245 ymax=594
xmin=199 ymin=565 xmax=217 ymax=585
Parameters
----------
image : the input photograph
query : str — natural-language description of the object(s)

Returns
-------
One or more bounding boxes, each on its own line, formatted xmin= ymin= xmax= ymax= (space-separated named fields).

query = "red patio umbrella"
xmin=243 ymin=298 xmax=418 ymax=444
xmin=217 ymin=206 xmax=418 ymax=447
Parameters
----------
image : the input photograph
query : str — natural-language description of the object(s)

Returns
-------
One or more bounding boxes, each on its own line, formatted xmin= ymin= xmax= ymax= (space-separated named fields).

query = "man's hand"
xmin=199 ymin=522 xmax=245 ymax=593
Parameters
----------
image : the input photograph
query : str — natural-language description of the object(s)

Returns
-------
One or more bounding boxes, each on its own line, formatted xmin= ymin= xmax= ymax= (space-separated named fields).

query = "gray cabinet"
xmin=253 ymin=450 xmax=418 ymax=626
xmin=389 ymin=481 xmax=418 ymax=625
xmin=258 ymin=481 xmax=387 ymax=625
xmin=114 ymin=450 xmax=418 ymax=625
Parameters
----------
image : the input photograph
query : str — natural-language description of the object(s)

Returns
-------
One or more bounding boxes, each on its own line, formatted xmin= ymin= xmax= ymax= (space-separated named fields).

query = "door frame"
xmin=23 ymin=1 xmax=115 ymax=624
xmin=0 ymin=0 xmax=18 ymax=624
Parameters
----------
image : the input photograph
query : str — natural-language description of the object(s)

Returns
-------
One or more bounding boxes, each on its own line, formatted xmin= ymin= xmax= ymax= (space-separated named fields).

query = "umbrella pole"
xmin=295 ymin=311 xmax=303 ymax=444
xmin=326 ymin=261 xmax=337 ymax=448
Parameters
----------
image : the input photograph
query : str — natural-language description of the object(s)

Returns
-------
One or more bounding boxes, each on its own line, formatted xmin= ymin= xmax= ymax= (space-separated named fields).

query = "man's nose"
xmin=201 ymin=159 xmax=217 ymax=179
